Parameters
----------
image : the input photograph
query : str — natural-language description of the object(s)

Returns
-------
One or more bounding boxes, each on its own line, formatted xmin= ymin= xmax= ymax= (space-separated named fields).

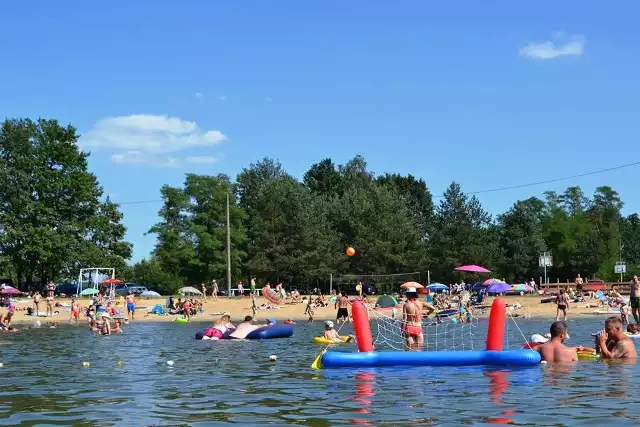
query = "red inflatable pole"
xmin=486 ymin=297 xmax=506 ymax=351
xmin=352 ymin=300 xmax=374 ymax=352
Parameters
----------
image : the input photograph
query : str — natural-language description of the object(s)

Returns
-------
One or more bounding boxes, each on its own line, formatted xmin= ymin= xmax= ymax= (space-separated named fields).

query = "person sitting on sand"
xmin=202 ymin=314 xmax=236 ymax=340
xmin=536 ymin=321 xmax=582 ymax=363
xmin=595 ymin=316 xmax=638 ymax=360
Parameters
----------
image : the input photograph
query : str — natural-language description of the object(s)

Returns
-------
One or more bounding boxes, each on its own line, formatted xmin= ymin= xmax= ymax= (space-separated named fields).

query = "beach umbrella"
xmin=482 ymin=278 xmax=505 ymax=286
xmin=455 ymin=265 xmax=491 ymax=273
xmin=140 ymin=290 xmax=161 ymax=298
xmin=487 ymin=282 xmax=512 ymax=294
xmin=100 ymin=278 xmax=123 ymax=285
xmin=80 ymin=288 xmax=100 ymax=296
xmin=511 ymin=284 xmax=534 ymax=293
xmin=0 ymin=285 xmax=22 ymax=295
xmin=178 ymin=286 xmax=202 ymax=296
xmin=400 ymin=282 xmax=424 ymax=290
xmin=427 ymin=283 xmax=449 ymax=292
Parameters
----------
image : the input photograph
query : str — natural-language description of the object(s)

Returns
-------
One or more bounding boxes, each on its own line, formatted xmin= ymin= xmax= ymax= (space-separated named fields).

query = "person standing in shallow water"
xmin=596 ymin=316 xmax=638 ymax=360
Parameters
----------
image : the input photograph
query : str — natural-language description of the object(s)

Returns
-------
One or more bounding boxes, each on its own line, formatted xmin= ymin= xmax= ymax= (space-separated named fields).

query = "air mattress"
xmin=320 ymin=349 xmax=541 ymax=368
xmin=313 ymin=336 xmax=351 ymax=345
xmin=245 ymin=324 xmax=293 ymax=339
xmin=195 ymin=324 xmax=294 ymax=340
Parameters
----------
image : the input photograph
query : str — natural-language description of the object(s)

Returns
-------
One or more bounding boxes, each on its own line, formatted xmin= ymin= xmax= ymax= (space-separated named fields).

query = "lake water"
xmin=1 ymin=317 xmax=640 ymax=426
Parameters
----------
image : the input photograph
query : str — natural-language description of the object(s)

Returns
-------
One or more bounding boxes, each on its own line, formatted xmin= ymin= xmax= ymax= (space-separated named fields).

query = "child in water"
xmin=621 ymin=301 xmax=630 ymax=325
xmin=322 ymin=320 xmax=353 ymax=343
xmin=113 ymin=318 xmax=123 ymax=333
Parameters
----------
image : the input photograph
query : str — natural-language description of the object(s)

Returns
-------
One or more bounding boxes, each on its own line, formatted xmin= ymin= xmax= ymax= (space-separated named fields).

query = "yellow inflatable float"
xmin=313 ymin=336 xmax=353 ymax=345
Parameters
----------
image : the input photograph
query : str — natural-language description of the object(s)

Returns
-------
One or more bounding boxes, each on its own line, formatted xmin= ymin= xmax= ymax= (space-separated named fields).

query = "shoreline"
xmin=6 ymin=294 xmax=624 ymax=326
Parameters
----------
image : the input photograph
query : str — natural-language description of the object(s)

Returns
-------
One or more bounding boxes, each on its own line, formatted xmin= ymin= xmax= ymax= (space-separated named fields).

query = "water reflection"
xmin=352 ymin=371 xmax=375 ymax=425
xmin=1 ymin=318 xmax=640 ymax=425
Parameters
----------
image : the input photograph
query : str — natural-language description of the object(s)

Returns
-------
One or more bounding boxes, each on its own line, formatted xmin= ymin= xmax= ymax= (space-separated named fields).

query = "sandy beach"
xmin=7 ymin=293 xmax=622 ymax=326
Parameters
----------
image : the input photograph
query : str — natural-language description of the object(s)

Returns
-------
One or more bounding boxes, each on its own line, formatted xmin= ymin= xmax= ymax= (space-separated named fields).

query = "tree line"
xmin=1 ymin=118 xmax=639 ymax=294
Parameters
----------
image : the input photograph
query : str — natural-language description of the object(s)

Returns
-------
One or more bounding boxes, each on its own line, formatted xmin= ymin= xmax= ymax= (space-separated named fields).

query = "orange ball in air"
xmin=346 ymin=247 xmax=356 ymax=256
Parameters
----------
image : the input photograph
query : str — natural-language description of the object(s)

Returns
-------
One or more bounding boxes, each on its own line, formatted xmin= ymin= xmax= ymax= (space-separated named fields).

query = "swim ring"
xmin=625 ymin=333 xmax=640 ymax=339
xmin=262 ymin=287 xmax=283 ymax=305
xmin=313 ymin=336 xmax=352 ymax=345
xmin=174 ymin=317 xmax=189 ymax=324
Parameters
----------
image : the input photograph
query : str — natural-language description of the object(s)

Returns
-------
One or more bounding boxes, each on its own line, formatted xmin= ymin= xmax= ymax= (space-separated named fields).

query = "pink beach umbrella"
xmin=455 ymin=265 xmax=492 ymax=273
xmin=0 ymin=285 xmax=22 ymax=295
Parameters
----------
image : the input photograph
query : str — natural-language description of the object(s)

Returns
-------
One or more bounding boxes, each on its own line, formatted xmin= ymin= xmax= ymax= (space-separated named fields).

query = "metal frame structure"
xmin=77 ymin=268 xmax=115 ymax=296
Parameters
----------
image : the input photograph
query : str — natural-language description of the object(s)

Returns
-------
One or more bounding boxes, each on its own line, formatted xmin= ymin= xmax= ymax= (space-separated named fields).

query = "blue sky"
xmin=2 ymin=1 xmax=639 ymax=262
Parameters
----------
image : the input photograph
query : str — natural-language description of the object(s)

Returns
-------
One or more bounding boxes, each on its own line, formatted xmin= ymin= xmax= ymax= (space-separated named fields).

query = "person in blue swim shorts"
xmin=125 ymin=292 xmax=136 ymax=321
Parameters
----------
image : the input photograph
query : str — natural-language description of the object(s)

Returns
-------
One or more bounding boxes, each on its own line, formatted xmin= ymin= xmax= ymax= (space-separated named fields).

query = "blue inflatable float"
xmin=320 ymin=349 xmax=541 ymax=368
xmin=195 ymin=324 xmax=293 ymax=340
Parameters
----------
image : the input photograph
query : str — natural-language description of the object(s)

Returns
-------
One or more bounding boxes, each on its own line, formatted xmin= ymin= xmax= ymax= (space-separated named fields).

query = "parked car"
xmin=114 ymin=283 xmax=149 ymax=296
xmin=55 ymin=283 xmax=80 ymax=296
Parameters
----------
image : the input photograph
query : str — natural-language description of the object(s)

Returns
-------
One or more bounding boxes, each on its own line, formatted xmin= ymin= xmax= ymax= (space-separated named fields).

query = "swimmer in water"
xmin=536 ymin=321 xmax=582 ymax=363
xmin=0 ymin=306 xmax=15 ymax=330
xmin=113 ymin=318 xmax=123 ymax=333
xmin=595 ymin=316 xmax=638 ymax=360
xmin=100 ymin=313 xmax=111 ymax=336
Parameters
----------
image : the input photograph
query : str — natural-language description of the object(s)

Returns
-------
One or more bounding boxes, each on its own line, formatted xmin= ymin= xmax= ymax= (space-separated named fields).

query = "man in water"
xmin=335 ymin=291 xmax=351 ymax=324
xmin=596 ymin=316 xmax=638 ymax=360
xmin=229 ymin=315 xmax=269 ymax=339
xmin=630 ymin=276 xmax=640 ymax=323
xmin=402 ymin=287 xmax=435 ymax=350
xmin=535 ymin=321 xmax=579 ymax=363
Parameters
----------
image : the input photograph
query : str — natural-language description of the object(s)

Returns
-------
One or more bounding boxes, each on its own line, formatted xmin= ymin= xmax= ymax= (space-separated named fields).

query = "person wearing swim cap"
xmin=402 ymin=287 xmax=434 ymax=350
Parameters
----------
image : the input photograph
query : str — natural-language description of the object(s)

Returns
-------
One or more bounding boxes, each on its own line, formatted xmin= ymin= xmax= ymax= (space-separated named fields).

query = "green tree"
xmin=303 ymin=158 xmax=343 ymax=196
xmin=498 ymin=201 xmax=547 ymax=282
xmin=0 ymin=118 xmax=131 ymax=288
xmin=430 ymin=182 xmax=495 ymax=282
xmin=148 ymin=185 xmax=194 ymax=282
xmin=184 ymin=174 xmax=246 ymax=284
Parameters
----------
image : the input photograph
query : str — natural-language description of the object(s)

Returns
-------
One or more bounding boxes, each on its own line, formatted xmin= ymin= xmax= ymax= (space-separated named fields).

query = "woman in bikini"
xmin=402 ymin=287 xmax=434 ymax=350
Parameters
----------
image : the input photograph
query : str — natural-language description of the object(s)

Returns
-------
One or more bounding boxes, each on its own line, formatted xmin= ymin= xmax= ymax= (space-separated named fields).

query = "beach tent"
xmin=375 ymin=295 xmax=398 ymax=308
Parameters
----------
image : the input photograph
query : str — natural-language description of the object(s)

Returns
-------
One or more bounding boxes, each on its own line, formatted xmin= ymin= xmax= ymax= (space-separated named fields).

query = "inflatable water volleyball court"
xmin=316 ymin=297 xmax=541 ymax=369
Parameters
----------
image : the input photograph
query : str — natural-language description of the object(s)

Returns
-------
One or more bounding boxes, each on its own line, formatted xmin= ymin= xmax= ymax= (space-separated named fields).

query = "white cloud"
xmin=519 ymin=33 xmax=585 ymax=60
xmin=111 ymin=150 xmax=180 ymax=167
xmin=80 ymin=114 xmax=227 ymax=167
xmin=186 ymin=156 xmax=218 ymax=164
xmin=263 ymin=96 xmax=272 ymax=102
xmin=195 ymin=92 xmax=204 ymax=99
xmin=217 ymin=95 xmax=227 ymax=101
